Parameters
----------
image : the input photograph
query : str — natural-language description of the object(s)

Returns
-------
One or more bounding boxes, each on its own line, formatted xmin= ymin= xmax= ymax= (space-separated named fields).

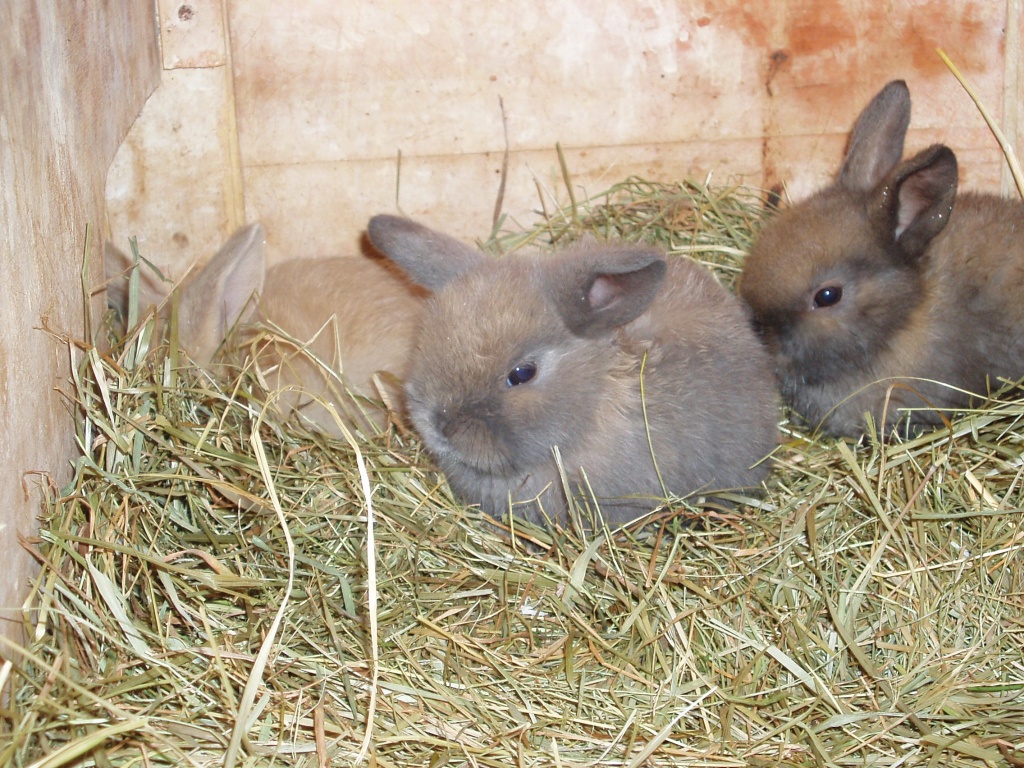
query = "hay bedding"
xmin=2 ymin=177 xmax=1024 ymax=768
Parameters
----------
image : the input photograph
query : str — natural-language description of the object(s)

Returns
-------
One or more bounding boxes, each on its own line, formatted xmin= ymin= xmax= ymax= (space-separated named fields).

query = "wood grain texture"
xmin=110 ymin=1 xmax=1017 ymax=271
xmin=0 ymin=0 xmax=159 ymax=638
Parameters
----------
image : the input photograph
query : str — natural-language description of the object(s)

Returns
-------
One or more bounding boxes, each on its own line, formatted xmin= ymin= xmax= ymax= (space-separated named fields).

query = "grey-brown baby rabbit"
xmin=367 ymin=215 xmax=779 ymax=527
xmin=738 ymin=79 xmax=1024 ymax=438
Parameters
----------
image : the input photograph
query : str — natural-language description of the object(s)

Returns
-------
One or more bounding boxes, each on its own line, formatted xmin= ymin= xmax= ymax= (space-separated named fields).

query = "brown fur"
xmin=738 ymin=80 xmax=1024 ymax=438
xmin=104 ymin=223 xmax=425 ymax=435
xmin=367 ymin=215 xmax=780 ymax=527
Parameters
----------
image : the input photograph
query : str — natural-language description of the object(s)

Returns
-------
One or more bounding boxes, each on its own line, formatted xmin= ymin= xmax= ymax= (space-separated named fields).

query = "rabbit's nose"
xmin=436 ymin=403 xmax=491 ymax=444
xmin=437 ymin=409 xmax=457 ymax=440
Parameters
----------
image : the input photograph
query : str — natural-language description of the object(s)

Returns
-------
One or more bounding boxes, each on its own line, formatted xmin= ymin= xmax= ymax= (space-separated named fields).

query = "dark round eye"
xmin=813 ymin=285 xmax=843 ymax=308
xmin=506 ymin=363 xmax=537 ymax=387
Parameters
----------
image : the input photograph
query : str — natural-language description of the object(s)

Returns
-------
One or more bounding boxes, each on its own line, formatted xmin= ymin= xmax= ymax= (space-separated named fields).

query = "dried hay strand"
xmin=2 ymin=176 xmax=1023 ymax=768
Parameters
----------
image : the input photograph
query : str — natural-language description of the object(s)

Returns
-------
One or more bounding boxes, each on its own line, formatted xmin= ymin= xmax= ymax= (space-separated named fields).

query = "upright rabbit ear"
xmin=367 ymin=215 xmax=485 ymax=290
xmin=177 ymin=222 xmax=267 ymax=362
xmin=547 ymin=246 xmax=667 ymax=338
xmin=838 ymin=80 xmax=912 ymax=192
xmin=878 ymin=144 xmax=958 ymax=260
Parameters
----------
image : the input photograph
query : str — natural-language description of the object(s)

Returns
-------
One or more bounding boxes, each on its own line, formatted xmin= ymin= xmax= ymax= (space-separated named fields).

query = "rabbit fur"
xmin=104 ymin=223 xmax=267 ymax=367
xmin=738 ymin=79 xmax=1024 ymax=438
xmin=367 ymin=214 xmax=779 ymax=527
xmin=104 ymin=223 xmax=425 ymax=435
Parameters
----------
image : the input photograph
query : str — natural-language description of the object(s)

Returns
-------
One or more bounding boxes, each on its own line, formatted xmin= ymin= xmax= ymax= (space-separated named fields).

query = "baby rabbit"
xmin=738 ymin=79 xmax=1024 ymax=438
xmin=366 ymin=214 xmax=779 ymax=527
xmin=253 ymin=251 xmax=426 ymax=433
xmin=104 ymin=223 xmax=425 ymax=434
xmin=105 ymin=223 xmax=267 ymax=366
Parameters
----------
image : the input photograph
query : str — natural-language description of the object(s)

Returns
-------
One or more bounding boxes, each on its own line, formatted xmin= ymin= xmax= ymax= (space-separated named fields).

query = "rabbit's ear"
xmin=367 ymin=215 xmax=485 ymax=290
xmin=548 ymin=246 xmax=667 ymax=338
xmin=878 ymin=144 xmax=958 ymax=259
xmin=177 ymin=222 xmax=267 ymax=360
xmin=839 ymin=80 xmax=912 ymax=192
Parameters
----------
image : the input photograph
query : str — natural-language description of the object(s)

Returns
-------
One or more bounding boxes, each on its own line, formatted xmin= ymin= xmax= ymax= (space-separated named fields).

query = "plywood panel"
xmin=224 ymin=0 xmax=1016 ymax=262
xmin=0 ymin=1 xmax=160 ymax=638
xmin=229 ymin=1 xmax=766 ymax=163
xmin=107 ymin=1 xmax=1021 ymax=275
xmin=158 ymin=0 xmax=228 ymax=69
xmin=107 ymin=0 xmax=242 ymax=281
xmin=243 ymin=138 xmax=767 ymax=259
xmin=758 ymin=0 xmax=1009 ymax=199
xmin=107 ymin=66 xmax=241 ymax=279
xmin=229 ymin=0 xmax=775 ymax=254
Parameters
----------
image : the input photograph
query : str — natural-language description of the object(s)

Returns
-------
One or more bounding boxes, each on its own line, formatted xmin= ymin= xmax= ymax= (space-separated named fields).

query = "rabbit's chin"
xmin=410 ymin=414 xmax=516 ymax=476
xmin=434 ymin=442 xmax=520 ymax=479
xmin=440 ymin=457 xmax=556 ymax=518
xmin=414 ymin=425 xmax=562 ymax=515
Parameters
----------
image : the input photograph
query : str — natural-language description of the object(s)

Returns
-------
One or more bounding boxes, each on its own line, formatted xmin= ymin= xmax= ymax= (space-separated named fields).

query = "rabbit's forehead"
xmin=436 ymin=262 xmax=544 ymax=316
xmin=744 ymin=194 xmax=868 ymax=306
xmin=421 ymin=264 xmax=556 ymax=356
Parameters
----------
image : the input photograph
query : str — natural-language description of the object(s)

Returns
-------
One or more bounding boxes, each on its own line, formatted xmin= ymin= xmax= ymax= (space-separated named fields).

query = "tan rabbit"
xmin=104 ymin=223 xmax=425 ymax=435
xmin=738 ymin=80 xmax=1024 ymax=438
xmin=367 ymin=214 xmax=779 ymax=527
xmin=104 ymin=223 xmax=267 ymax=366
xmin=251 ymin=253 xmax=426 ymax=433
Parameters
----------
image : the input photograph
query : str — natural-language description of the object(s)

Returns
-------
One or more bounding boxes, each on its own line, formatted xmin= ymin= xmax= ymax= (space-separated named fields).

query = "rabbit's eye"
xmin=506 ymin=363 xmax=537 ymax=387
xmin=813 ymin=286 xmax=843 ymax=308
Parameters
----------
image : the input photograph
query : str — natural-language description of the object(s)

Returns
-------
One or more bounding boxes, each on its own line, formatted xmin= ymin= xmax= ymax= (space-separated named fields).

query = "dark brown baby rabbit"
xmin=739 ymin=79 xmax=1024 ymax=438
xmin=367 ymin=215 xmax=779 ymax=527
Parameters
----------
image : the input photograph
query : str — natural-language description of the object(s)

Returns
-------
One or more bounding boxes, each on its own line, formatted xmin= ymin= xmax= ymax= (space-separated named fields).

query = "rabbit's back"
xmin=259 ymin=256 xmax=424 ymax=392
xmin=929 ymin=193 xmax=1024 ymax=378
xmin=637 ymin=259 xmax=778 ymax=494
xmin=253 ymin=255 xmax=426 ymax=432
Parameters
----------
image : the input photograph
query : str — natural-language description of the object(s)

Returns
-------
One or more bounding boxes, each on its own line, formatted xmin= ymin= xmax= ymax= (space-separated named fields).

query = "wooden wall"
xmin=108 ymin=0 xmax=1022 ymax=276
xmin=0 ymin=1 xmax=159 ymax=638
